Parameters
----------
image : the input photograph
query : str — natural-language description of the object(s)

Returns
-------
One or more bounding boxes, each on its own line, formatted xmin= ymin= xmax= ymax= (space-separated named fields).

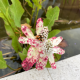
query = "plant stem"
xmin=7 ymin=64 xmax=22 ymax=71
xmin=30 ymin=6 xmax=36 ymax=25
xmin=4 ymin=57 xmax=16 ymax=59
xmin=30 ymin=10 xmax=34 ymax=25
xmin=0 ymin=71 xmax=16 ymax=78
xmin=33 ymin=8 xmax=39 ymax=28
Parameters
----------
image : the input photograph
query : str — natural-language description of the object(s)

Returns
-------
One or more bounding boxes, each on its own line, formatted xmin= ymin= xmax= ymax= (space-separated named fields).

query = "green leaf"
xmin=5 ymin=7 xmax=12 ymax=23
xmin=26 ymin=45 xmax=31 ymax=51
xmin=5 ymin=7 xmax=15 ymax=26
xmin=0 ymin=12 xmax=4 ymax=18
xmin=5 ymin=24 xmax=15 ymax=38
xmin=10 ymin=0 xmax=24 ymax=27
xmin=4 ymin=18 xmax=17 ymax=38
xmin=45 ymin=60 xmax=51 ymax=68
xmin=25 ymin=18 xmax=30 ymax=24
xmin=0 ymin=12 xmax=7 ymax=22
xmin=0 ymin=0 xmax=9 ymax=14
xmin=48 ymin=29 xmax=61 ymax=39
xmin=25 ymin=0 xmax=33 ymax=8
xmin=43 ymin=18 xmax=50 ymax=27
xmin=54 ymin=54 xmax=61 ymax=62
xmin=46 ymin=53 xmax=61 ymax=68
xmin=0 ymin=8 xmax=11 ymax=24
xmin=23 ymin=48 xmax=27 ymax=55
xmin=19 ymin=52 xmax=27 ymax=61
xmin=32 ymin=0 xmax=42 ymax=9
xmin=43 ymin=6 xmax=60 ymax=31
xmin=12 ymin=36 xmax=22 ymax=53
xmin=31 ymin=28 xmax=35 ymax=34
xmin=0 ymin=8 xmax=17 ymax=38
xmin=47 ymin=6 xmax=52 ymax=10
xmin=6 ymin=7 xmax=9 ymax=19
xmin=0 ymin=51 xmax=7 ymax=69
xmin=19 ymin=48 xmax=27 ymax=61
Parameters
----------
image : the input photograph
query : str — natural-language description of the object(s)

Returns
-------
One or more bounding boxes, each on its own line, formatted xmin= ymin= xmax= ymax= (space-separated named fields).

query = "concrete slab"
xmin=0 ymin=68 xmax=52 ymax=80
xmin=0 ymin=54 xmax=80 ymax=80
xmin=47 ymin=54 xmax=80 ymax=80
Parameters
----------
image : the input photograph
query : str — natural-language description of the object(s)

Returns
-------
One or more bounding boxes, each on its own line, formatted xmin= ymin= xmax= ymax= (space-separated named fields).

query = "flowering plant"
xmin=0 ymin=0 xmax=66 ymax=71
xmin=18 ymin=18 xmax=65 ymax=71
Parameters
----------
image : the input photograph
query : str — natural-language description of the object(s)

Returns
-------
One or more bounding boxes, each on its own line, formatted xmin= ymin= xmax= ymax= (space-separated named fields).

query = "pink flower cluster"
xmin=18 ymin=18 xmax=65 ymax=71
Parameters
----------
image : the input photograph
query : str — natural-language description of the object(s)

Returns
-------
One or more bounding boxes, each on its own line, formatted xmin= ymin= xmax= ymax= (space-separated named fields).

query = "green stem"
xmin=30 ymin=10 xmax=34 ymax=25
xmin=7 ymin=64 xmax=22 ymax=71
xmin=30 ymin=6 xmax=36 ymax=25
xmin=7 ymin=64 xmax=17 ymax=71
xmin=33 ymin=8 xmax=39 ymax=28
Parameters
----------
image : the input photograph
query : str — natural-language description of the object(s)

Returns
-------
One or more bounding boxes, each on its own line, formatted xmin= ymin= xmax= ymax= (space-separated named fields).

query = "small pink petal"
xmin=21 ymin=26 xmax=34 ymax=38
xmin=50 ymin=62 xmax=56 ymax=69
xmin=36 ymin=18 xmax=43 ymax=35
xmin=52 ymin=37 xmax=57 ymax=40
xmin=27 ymin=46 xmax=39 ymax=59
xmin=53 ymin=46 xmax=65 ymax=55
xmin=27 ymin=38 xmax=42 ymax=47
xmin=38 ymin=50 xmax=44 ymax=54
xmin=22 ymin=46 xmax=40 ymax=71
xmin=18 ymin=37 xmax=27 ymax=44
xmin=48 ymin=37 xmax=57 ymax=43
xmin=51 ymin=36 xmax=63 ymax=46
xmin=36 ymin=18 xmax=43 ymax=23
xmin=19 ymin=37 xmax=42 ymax=48
xmin=36 ymin=56 xmax=48 ymax=70
xmin=48 ymin=54 xmax=56 ymax=69
xmin=21 ymin=57 xmax=36 ymax=71
xmin=49 ymin=36 xmax=63 ymax=46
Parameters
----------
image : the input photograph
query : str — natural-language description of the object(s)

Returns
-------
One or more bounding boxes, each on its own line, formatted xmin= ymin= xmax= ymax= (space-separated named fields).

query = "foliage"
xmin=19 ymin=48 xmax=27 ymax=61
xmin=25 ymin=0 xmax=33 ymax=8
xmin=0 ymin=0 xmax=61 ymax=69
xmin=12 ymin=36 xmax=22 ymax=53
xmin=48 ymin=29 xmax=61 ymax=39
xmin=45 ymin=59 xmax=51 ymax=68
xmin=45 ymin=54 xmax=61 ymax=68
xmin=0 ymin=0 xmax=24 ymax=69
xmin=54 ymin=54 xmax=61 ymax=62
xmin=10 ymin=0 xmax=24 ymax=27
xmin=47 ymin=6 xmax=52 ymax=10
xmin=25 ymin=18 xmax=30 ymax=24
xmin=0 ymin=51 xmax=7 ymax=69
xmin=43 ymin=6 xmax=60 ymax=31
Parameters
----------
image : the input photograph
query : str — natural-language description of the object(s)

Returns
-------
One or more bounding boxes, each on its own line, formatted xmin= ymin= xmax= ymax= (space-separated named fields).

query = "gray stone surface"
xmin=48 ymin=54 xmax=80 ymax=80
xmin=0 ymin=68 xmax=52 ymax=80
xmin=0 ymin=54 xmax=80 ymax=80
